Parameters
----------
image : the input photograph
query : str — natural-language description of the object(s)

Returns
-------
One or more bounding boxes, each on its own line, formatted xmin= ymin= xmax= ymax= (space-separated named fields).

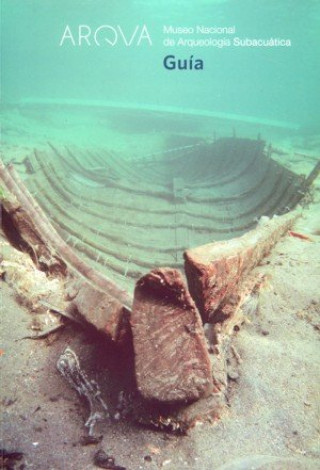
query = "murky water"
xmin=1 ymin=0 xmax=320 ymax=291
xmin=2 ymin=0 xmax=320 ymax=133
xmin=1 ymin=3 xmax=320 ymax=470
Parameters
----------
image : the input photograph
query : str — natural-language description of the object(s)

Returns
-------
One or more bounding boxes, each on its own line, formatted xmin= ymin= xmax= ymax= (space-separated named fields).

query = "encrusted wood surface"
xmin=184 ymin=212 xmax=298 ymax=323
xmin=66 ymin=279 xmax=130 ymax=343
xmin=131 ymin=268 xmax=213 ymax=404
xmin=0 ymin=183 xmax=67 ymax=274
xmin=1 ymin=159 xmax=132 ymax=344
xmin=0 ymin=159 xmax=132 ymax=309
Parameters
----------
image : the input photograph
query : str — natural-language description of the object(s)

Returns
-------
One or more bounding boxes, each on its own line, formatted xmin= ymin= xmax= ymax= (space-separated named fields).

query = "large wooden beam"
xmin=184 ymin=212 xmax=298 ymax=324
xmin=131 ymin=268 xmax=213 ymax=404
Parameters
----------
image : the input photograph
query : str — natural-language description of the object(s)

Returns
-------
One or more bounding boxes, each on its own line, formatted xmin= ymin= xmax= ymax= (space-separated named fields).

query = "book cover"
xmin=1 ymin=1 xmax=319 ymax=469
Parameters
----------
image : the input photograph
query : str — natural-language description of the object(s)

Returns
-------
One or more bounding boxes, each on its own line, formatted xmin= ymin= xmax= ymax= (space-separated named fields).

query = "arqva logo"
xmin=59 ymin=24 xmax=152 ymax=47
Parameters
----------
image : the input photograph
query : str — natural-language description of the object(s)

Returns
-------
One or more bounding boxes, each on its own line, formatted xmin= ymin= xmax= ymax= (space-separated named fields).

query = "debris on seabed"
xmin=0 ymin=449 xmax=24 ymax=469
xmin=80 ymin=434 xmax=103 ymax=446
xmin=93 ymin=449 xmax=127 ymax=469
xmin=289 ymin=230 xmax=313 ymax=241
xmin=57 ymin=347 xmax=109 ymax=437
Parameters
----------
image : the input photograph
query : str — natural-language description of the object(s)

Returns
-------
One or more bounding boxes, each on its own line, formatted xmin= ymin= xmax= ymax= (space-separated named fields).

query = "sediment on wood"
xmin=184 ymin=212 xmax=298 ymax=324
xmin=66 ymin=279 xmax=131 ymax=343
xmin=131 ymin=268 xmax=213 ymax=404
xmin=0 ymin=159 xmax=132 ymax=308
xmin=0 ymin=180 xmax=67 ymax=274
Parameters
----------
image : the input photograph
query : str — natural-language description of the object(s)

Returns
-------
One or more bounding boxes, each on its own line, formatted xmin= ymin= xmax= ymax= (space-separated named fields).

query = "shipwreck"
xmin=1 ymin=135 xmax=319 ymax=433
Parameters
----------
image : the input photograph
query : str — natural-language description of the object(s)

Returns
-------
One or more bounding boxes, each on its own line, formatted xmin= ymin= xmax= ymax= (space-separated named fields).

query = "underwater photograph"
xmin=1 ymin=1 xmax=320 ymax=469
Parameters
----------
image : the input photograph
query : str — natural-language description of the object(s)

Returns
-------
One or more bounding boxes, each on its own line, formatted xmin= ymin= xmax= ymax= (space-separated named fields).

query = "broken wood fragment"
xmin=0 ymin=159 xmax=132 ymax=308
xmin=131 ymin=268 xmax=213 ymax=404
xmin=0 ymin=178 xmax=66 ymax=274
xmin=184 ymin=212 xmax=298 ymax=324
xmin=68 ymin=280 xmax=131 ymax=343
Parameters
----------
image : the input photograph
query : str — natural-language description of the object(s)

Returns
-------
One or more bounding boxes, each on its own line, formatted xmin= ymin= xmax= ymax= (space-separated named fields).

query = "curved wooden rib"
xmin=4 ymin=137 xmax=313 ymax=293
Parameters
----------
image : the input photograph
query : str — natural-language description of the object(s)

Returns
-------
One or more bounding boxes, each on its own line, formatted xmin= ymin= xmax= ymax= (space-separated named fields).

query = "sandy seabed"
xmin=1 ymin=105 xmax=319 ymax=469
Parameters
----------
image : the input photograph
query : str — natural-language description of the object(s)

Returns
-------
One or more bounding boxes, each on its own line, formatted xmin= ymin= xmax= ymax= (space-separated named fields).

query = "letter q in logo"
xmin=94 ymin=26 xmax=118 ymax=46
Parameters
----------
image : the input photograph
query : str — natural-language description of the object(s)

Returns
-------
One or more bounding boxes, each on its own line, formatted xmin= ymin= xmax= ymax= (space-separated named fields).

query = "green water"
xmin=1 ymin=5 xmax=320 ymax=469
xmin=1 ymin=0 xmax=320 ymax=292
xmin=2 ymin=0 xmax=320 ymax=142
